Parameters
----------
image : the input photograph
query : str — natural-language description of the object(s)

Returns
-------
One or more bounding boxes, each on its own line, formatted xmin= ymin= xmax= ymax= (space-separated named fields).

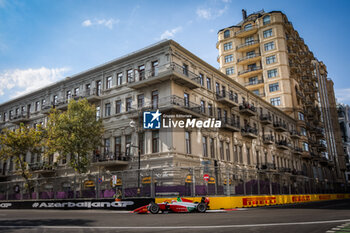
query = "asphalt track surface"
xmin=1 ymin=199 xmax=350 ymax=233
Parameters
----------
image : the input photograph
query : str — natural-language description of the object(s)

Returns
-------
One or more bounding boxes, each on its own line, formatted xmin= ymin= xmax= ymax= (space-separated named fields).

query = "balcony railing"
xmin=290 ymin=130 xmax=301 ymax=138
xmin=238 ymin=66 xmax=262 ymax=76
xmin=276 ymin=140 xmax=290 ymax=150
xmin=235 ymin=25 xmax=258 ymax=36
xmin=239 ymin=102 xmax=257 ymax=116
xmin=215 ymin=91 xmax=239 ymax=107
xmin=218 ymin=117 xmax=240 ymax=131
xmin=263 ymin=135 xmax=274 ymax=144
xmin=260 ymin=163 xmax=276 ymax=170
xmin=273 ymin=122 xmax=287 ymax=132
xmin=245 ymin=79 xmax=264 ymax=86
xmin=237 ymin=53 xmax=261 ymax=63
xmin=236 ymin=40 xmax=259 ymax=50
xmin=93 ymin=152 xmax=129 ymax=163
xmin=260 ymin=114 xmax=272 ymax=124
xmin=241 ymin=126 xmax=258 ymax=138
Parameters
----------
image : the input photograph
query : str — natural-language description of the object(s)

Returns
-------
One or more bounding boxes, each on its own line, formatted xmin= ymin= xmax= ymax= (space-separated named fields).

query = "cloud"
xmin=196 ymin=6 xmax=228 ymax=20
xmin=0 ymin=67 xmax=69 ymax=98
xmin=336 ymin=88 xmax=350 ymax=104
xmin=160 ymin=27 xmax=182 ymax=40
xmin=81 ymin=18 xmax=120 ymax=29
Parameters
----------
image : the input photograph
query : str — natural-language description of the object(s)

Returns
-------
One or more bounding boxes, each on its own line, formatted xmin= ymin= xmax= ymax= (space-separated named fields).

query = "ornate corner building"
xmin=216 ymin=10 xmax=346 ymax=190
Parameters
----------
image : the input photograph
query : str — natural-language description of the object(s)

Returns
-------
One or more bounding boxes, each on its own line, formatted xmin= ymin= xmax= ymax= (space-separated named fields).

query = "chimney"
xmin=242 ymin=9 xmax=247 ymax=20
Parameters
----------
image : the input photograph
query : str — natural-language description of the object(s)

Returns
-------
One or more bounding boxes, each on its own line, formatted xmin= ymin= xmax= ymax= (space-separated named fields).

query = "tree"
xmin=46 ymin=98 xmax=104 ymax=174
xmin=0 ymin=123 xmax=45 ymax=192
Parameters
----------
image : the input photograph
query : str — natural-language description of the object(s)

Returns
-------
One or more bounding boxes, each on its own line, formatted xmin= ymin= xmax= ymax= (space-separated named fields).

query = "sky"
xmin=1 ymin=0 xmax=350 ymax=105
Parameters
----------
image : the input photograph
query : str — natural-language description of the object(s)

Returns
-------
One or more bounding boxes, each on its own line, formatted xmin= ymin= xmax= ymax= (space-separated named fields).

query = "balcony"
xmin=156 ymin=95 xmax=202 ymax=118
xmin=278 ymin=167 xmax=292 ymax=173
xmin=260 ymin=163 xmax=276 ymax=171
xmin=236 ymin=40 xmax=260 ymax=52
xmin=82 ymin=88 xmax=102 ymax=102
xmin=293 ymin=147 xmax=303 ymax=155
xmin=41 ymin=104 xmax=53 ymax=114
xmin=238 ymin=66 xmax=262 ymax=78
xmin=317 ymin=143 xmax=327 ymax=152
xmin=263 ymin=135 xmax=274 ymax=144
xmin=216 ymin=91 xmax=239 ymax=107
xmin=55 ymin=99 xmax=69 ymax=110
xmin=92 ymin=152 xmax=129 ymax=167
xmin=273 ymin=122 xmax=287 ymax=132
xmin=260 ymin=114 xmax=272 ymax=125
xmin=239 ymin=102 xmax=257 ymax=116
xmin=128 ymin=63 xmax=201 ymax=90
xmin=29 ymin=163 xmax=56 ymax=174
xmin=219 ymin=118 xmax=240 ymax=132
xmin=276 ymin=140 xmax=289 ymax=150
xmin=237 ymin=53 xmax=261 ymax=65
xmin=235 ymin=25 xmax=258 ymax=37
xmin=290 ymin=130 xmax=301 ymax=139
xmin=241 ymin=126 xmax=258 ymax=139
xmin=244 ymin=79 xmax=264 ymax=87
xmin=292 ymin=170 xmax=305 ymax=176
xmin=301 ymin=151 xmax=311 ymax=159
xmin=10 ymin=114 xmax=30 ymax=124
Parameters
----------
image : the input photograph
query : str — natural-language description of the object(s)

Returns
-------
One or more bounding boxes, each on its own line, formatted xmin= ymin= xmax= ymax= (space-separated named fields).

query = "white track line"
xmin=0 ymin=219 xmax=350 ymax=229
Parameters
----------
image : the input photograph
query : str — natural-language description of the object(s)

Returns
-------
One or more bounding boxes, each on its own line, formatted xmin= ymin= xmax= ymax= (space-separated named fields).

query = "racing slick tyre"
xmin=196 ymin=202 xmax=207 ymax=213
xmin=148 ymin=202 xmax=160 ymax=214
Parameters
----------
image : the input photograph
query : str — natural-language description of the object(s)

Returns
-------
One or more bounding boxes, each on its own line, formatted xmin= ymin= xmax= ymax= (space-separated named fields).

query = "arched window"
xmin=263 ymin=15 xmax=271 ymax=25
xmin=244 ymin=24 xmax=252 ymax=31
xmin=224 ymin=30 xmax=230 ymax=38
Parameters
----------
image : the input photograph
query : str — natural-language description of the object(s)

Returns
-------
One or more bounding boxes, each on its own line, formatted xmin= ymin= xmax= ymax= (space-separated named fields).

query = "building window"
xmin=206 ymin=77 xmax=211 ymax=90
xmin=268 ymin=69 xmax=278 ymax=78
xmin=96 ymin=80 xmax=101 ymax=96
xmin=224 ymin=30 xmax=230 ymax=38
xmin=152 ymin=131 xmax=159 ymax=153
xmin=263 ymin=15 xmax=271 ymax=25
xmin=302 ymin=142 xmax=309 ymax=152
xmin=270 ymin=97 xmax=281 ymax=106
xmin=263 ymin=28 xmax=273 ymax=38
xmin=249 ymin=76 xmax=258 ymax=85
xmin=96 ymin=106 xmax=100 ymax=120
xmin=74 ymin=87 xmax=79 ymax=96
xmin=138 ymin=133 xmax=145 ymax=155
xmin=269 ymin=82 xmax=279 ymax=92
xmin=152 ymin=61 xmax=159 ymax=76
xmin=105 ymin=103 xmax=111 ymax=116
xmin=234 ymin=145 xmax=238 ymax=162
xmin=35 ymin=101 xmax=40 ymax=111
xmin=106 ymin=76 xmax=112 ymax=89
xmin=126 ymin=97 xmax=132 ymax=112
xmin=247 ymin=147 xmax=251 ymax=164
xmin=298 ymin=112 xmax=305 ymax=121
xmin=137 ymin=94 xmax=144 ymax=108
xmin=185 ymin=131 xmax=191 ymax=154
xmin=104 ymin=138 xmax=110 ymax=156
xmin=200 ymin=100 xmax=205 ymax=114
xmin=152 ymin=90 xmax=158 ymax=109
xmin=252 ymin=89 xmax=260 ymax=95
xmin=125 ymin=135 xmax=132 ymax=157
xmin=219 ymin=141 xmax=224 ymax=160
xmin=117 ymin=73 xmax=123 ymax=86
xmin=266 ymin=55 xmax=276 ymax=64
xmin=226 ymin=142 xmax=230 ymax=161
xmin=115 ymin=100 xmax=121 ymax=114
xmin=301 ymin=127 xmax=307 ymax=136
xmin=138 ymin=65 xmax=145 ymax=81
xmin=199 ymin=73 xmax=204 ymax=86
xmin=224 ymin=55 xmax=233 ymax=63
xmin=208 ymin=103 xmax=213 ymax=116
xmin=210 ymin=138 xmax=215 ymax=158
xmin=224 ymin=42 xmax=232 ymax=51
xmin=183 ymin=64 xmax=189 ymax=76
xmin=66 ymin=90 xmax=72 ymax=100
xmin=85 ymin=84 xmax=91 ymax=96
xmin=226 ymin=67 xmax=234 ymax=75
xmin=264 ymin=41 xmax=275 ymax=51
xmin=184 ymin=93 xmax=189 ymax=107
xmin=53 ymin=95 xmax=58 ymax=105
xmin=41 ymin=99 xmax=46 ymax=108
xmin=202 ymin=136 xmax=208 ymax=157
xmin=244 ymin=23 xmax=252 ymax=31
xmin=127 ymin=69 xmax=133 ymax=83
xmin=115 ymin=136 xmax=121 ymax=157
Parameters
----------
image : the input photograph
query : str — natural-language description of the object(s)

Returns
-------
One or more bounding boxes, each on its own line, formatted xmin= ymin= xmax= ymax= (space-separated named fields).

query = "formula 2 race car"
xmin=133 ymin=197 xmax=210 ymax=214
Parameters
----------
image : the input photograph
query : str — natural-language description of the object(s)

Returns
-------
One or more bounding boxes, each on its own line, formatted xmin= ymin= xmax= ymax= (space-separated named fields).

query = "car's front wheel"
xmin=148 ymin=202 xmax=160 ymax=214
xmin=196 ymin=202 xmax=207 ymax=213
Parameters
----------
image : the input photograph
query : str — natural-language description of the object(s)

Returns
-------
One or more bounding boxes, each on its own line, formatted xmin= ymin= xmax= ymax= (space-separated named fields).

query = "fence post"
xmin=269 ymin=174 xmax=272 ymax=195
xmin=95 ymin=174 xmax=98 ymax=199
xmin=243 ymin=170 xmax=246 ymax=195
xmin=73 ymin=174 xmax=76 ymax=199
xmin=257 ymin=172 xmax=260 ymax=195
xmin=121 ymin=172 xmax=125 ymax=199
xmin=6 ymin=182 xmax=8 ymax=200
xmin=191 ymin=168 xmax=195 ymax=197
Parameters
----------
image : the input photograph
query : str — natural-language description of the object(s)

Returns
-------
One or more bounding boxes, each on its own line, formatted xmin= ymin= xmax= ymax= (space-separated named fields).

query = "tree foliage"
xmin=45 ymin=99 xmax=104 ymax=173
xmin=0 ymin=123 xmax=45 ymax=190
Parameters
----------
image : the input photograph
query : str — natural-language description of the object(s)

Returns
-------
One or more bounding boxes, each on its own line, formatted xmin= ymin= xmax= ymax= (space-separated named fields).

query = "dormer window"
xmin=224 ymin=30 xmax=230 ymax=38
xmin=244 ymin=24 xmax=252 ymax=31
xmin=263 ymin=15 xmax=271 ymax=25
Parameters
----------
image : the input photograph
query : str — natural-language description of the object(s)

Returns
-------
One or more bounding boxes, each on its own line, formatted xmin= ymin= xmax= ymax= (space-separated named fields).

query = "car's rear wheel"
xmin=148 ymin=203 xmax=160 ymax=214
xmin=196 ymin=202 xmax=207 ymax=213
